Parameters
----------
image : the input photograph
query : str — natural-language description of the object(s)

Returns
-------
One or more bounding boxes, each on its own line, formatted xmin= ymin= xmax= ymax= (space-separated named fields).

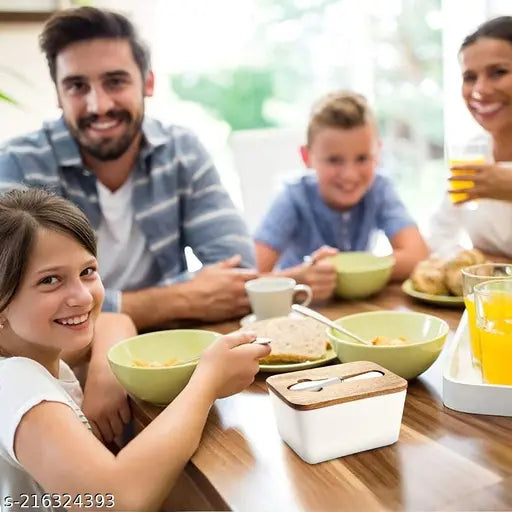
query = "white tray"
xmin=442 ymin=310 xmax=512 ymax=416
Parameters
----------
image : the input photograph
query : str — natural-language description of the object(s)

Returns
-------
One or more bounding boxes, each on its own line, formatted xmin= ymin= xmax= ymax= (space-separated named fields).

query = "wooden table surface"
xmin=132 ymin=284 xmax=512 ymax=512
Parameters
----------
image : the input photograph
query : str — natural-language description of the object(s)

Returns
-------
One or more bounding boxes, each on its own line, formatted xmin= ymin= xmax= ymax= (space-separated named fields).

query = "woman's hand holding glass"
xmin=449 ymin=162 xmax=512 ymax=204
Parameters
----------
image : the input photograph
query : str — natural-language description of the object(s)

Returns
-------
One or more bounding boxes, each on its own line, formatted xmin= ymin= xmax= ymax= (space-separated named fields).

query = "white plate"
xmin=240 ymin=311 xmax=301 ymax=327
xmin=402 ymin=279 xmax=464 ymax=307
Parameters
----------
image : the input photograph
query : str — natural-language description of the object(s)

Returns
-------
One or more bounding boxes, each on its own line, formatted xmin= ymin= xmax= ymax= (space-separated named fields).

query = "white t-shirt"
xmin=0 ymin=357 xmax=88 ymax=512
xmin=96 ymin=177 xmax=156 ymax=292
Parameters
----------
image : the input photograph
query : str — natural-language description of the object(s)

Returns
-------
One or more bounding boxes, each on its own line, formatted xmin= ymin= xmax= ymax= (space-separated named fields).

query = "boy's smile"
xmin=302 ymin=124 xmax=379 ymax=210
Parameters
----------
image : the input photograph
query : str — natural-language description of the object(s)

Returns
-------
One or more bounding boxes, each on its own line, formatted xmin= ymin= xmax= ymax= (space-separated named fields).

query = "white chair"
xmin=228 ymin=128 xmax=305 ymax=232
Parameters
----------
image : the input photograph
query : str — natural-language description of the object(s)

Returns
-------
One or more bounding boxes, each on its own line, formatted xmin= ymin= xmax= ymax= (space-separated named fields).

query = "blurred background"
xmin=0 ymin=0 xmax=510 ymax=239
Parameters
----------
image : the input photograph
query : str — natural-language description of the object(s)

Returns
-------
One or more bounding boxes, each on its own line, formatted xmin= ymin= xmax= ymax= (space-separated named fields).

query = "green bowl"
xmin=329 ymin=252 xmax=394 ymax=299
xmin=327 ymin=311 xmax=448 ymax=379
xmin=108 ymin=329 xmax=219 ymax=405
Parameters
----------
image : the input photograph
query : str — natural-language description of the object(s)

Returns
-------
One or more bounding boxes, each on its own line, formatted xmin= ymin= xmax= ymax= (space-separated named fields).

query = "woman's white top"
xmin=428 ymin=195 xmax=512 ymax=258
xmin=0 ymin=357 xmax=88 ymax=512
xmin=428 ymin=162 xmax=512 ymax=258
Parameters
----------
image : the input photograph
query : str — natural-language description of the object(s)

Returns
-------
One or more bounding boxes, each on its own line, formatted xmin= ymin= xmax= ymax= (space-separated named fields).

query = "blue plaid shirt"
xmin=255 ymin=173 xmax=415 ymax=268
xmin=0 ymin=117 xmax=255 ymax=312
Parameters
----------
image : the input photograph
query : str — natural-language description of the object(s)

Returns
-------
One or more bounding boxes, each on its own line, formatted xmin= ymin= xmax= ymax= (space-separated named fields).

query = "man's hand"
xmin=188 ymin=255 xmax=258 ymax=322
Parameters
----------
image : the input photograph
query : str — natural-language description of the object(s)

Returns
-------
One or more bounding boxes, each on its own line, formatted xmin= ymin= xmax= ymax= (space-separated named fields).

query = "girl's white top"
xmin=0 ymin=357 xmax=88 ymax=511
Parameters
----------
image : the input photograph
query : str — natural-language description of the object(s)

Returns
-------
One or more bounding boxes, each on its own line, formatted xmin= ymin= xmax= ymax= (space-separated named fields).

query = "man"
xmin=0 ymin=6 xmax=256 ymax=331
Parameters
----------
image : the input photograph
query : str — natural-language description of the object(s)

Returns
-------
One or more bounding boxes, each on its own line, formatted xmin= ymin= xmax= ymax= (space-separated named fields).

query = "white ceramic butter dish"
xmin=266 ymin=361 xmax=408 ymax=464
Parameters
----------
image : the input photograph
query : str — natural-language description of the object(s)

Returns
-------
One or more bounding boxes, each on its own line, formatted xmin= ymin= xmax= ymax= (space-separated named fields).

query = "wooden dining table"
xmin=131 ymin=283 xmax=512 ymax=512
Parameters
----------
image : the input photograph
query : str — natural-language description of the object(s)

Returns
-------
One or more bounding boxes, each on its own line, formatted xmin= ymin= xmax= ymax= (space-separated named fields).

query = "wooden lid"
xmin=266 ymin=361 xmax=407 ymax=411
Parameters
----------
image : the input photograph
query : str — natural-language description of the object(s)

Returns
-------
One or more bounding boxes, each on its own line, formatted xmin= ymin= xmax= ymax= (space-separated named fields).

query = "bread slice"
xmin=240 ymin=316 xmax=328 ymax=364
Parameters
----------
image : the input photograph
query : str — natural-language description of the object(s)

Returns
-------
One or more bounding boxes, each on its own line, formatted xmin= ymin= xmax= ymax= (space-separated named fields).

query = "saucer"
xmin=240 ymin=311 xmax=301 ymax=327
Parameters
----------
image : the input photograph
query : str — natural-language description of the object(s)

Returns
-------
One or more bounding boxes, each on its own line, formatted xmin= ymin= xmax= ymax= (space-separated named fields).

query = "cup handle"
xmin=293 ymin=284 xmax=313 ymax=307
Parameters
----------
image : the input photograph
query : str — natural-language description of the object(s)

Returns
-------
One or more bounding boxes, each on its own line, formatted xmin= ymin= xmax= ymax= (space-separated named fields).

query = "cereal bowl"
xmin=327 ymin=311 xmax=448 ymax=379
xmin=329 ymin=252 xmax=394 ymax=299
xmin=108 ymin=329 xmax=219 ymax=405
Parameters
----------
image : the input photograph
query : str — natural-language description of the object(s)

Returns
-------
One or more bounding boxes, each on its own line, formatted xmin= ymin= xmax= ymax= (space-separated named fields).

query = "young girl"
xmin=0 ymin=188 xmax=270 ymax=511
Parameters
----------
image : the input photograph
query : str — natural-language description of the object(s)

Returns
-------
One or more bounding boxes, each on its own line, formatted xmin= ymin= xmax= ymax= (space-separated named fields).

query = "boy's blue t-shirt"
xmin=254 ymin=172 xmax=415 ymax=269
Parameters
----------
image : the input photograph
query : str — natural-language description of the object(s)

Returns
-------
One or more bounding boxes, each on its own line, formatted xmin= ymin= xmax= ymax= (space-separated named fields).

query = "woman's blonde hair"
xmin=307 ymin=91 xmax=375 ymax=147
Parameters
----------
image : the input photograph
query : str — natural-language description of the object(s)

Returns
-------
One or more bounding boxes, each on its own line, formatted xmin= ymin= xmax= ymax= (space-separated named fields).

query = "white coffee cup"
xmin=244 ymin=277 xmax=313 ymax=320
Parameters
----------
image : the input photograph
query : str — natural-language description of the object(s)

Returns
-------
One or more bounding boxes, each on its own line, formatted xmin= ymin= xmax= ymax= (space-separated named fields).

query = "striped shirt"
xmin=0 ymin=117 xmax=255 ymax=312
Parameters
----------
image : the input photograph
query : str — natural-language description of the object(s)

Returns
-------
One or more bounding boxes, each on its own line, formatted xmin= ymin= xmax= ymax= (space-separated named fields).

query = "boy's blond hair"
xmin=307 ymin=91 xmax=375 ymax=147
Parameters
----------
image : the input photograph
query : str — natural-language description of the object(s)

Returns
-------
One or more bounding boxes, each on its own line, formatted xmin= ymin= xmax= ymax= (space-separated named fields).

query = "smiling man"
xmin=0 ymin=7 xmax=256 ymax=330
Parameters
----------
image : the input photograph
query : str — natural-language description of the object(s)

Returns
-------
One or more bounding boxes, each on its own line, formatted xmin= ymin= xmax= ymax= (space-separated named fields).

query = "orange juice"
xmin=476 ymin=292 xmax=512 ymax=385
xmin=448 ymin=158 xmax=484 ymax=203
xmin=464 ymin=294 xmax=481 ymax=363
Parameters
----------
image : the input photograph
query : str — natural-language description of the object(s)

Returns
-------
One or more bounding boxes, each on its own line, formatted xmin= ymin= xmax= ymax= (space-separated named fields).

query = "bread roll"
xmin=443 ymin=248 xmax=486 ymax=296
xmin=411 ymin=258 xmax=449 ymax=295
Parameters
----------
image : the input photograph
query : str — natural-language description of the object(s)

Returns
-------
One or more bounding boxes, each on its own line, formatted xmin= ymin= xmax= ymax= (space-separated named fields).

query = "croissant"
xmin=443 ymin=248 xmax=486 ymax=296
xmin=411 ymin=258 xmax=449 ymax=295
xmin=410 ymin=249 xmax=486 ymax=296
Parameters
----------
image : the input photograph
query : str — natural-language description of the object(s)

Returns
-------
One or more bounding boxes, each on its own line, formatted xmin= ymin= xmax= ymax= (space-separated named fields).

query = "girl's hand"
xmin=192 ymin=332 xmax=271 ymax=400
xmin=82 ymin=370 xmax=131 ymax=444
xmin=449 ymin=163 xmax=512 ymax=203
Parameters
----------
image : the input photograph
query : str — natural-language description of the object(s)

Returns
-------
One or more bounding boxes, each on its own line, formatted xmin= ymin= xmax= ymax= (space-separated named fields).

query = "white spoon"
xmin=291 ymin=304 xmax=372 ymax=346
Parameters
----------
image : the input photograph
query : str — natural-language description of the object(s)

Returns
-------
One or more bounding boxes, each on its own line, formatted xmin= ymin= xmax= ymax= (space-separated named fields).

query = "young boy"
xmin=255 ymin=91 xmax=428 ymax=300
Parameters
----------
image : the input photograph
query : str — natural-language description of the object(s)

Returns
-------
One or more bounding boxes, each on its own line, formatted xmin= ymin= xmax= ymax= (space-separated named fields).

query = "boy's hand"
xmin=192 ymin=332 xmax=271 ymax=400
xmin=293 ymin=246 xmax=338 ymax=300
xmin=309 ymin=245 xmax=339 ymax=263
xmin=299 ymin=260 xmax=337 ymax=301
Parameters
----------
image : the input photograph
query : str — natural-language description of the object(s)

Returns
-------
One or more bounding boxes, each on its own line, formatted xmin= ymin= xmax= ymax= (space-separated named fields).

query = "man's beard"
xmin=68 ymin=108 xmax=144 ymax=161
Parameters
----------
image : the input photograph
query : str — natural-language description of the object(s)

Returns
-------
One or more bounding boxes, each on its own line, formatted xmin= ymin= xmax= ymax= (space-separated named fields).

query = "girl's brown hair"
xmin=0 ymin=188 xmax=96 ymax=312
xmin=307 ymin=91 xmax=375 ymax=147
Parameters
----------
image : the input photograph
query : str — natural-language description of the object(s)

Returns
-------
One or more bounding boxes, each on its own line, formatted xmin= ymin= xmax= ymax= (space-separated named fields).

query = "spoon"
xmin=172 ymin=337 xmax=273 ymax=367
xmin=289 ymin=370 xmax=384 ymax=392
xmin=291 ymin=304 xmax=372 ymax=346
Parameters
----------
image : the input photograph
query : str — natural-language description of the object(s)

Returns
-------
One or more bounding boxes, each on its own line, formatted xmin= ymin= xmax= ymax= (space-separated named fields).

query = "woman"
xmin=429 ymin=16 xmax=512 ymax=259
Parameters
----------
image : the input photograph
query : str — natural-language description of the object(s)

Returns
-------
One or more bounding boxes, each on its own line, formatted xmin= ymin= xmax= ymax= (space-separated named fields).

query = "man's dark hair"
xmin=39 ymin=6 xmax=151 ymax=82
xmin=461 ymin=16 xmax=512 ymax=51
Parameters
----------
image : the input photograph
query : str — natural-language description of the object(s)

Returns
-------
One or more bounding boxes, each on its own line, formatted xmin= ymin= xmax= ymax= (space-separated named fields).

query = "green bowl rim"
xmin=331 ymin=252 xmax=395 ymax=274
xmin=326 ymin=310 xmax=449 ymax=348
xmin=107 ymin=329 xmax=221 ymax=370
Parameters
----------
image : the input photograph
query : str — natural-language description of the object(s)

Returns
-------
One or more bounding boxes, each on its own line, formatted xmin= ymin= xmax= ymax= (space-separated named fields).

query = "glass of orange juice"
xmin=447 ymin=140 xmax=489 ymax=204
xmin=461 ymin=263 xmax=512 ymax=366
xmin=474 ymin=278 xmax=512 ymax=385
